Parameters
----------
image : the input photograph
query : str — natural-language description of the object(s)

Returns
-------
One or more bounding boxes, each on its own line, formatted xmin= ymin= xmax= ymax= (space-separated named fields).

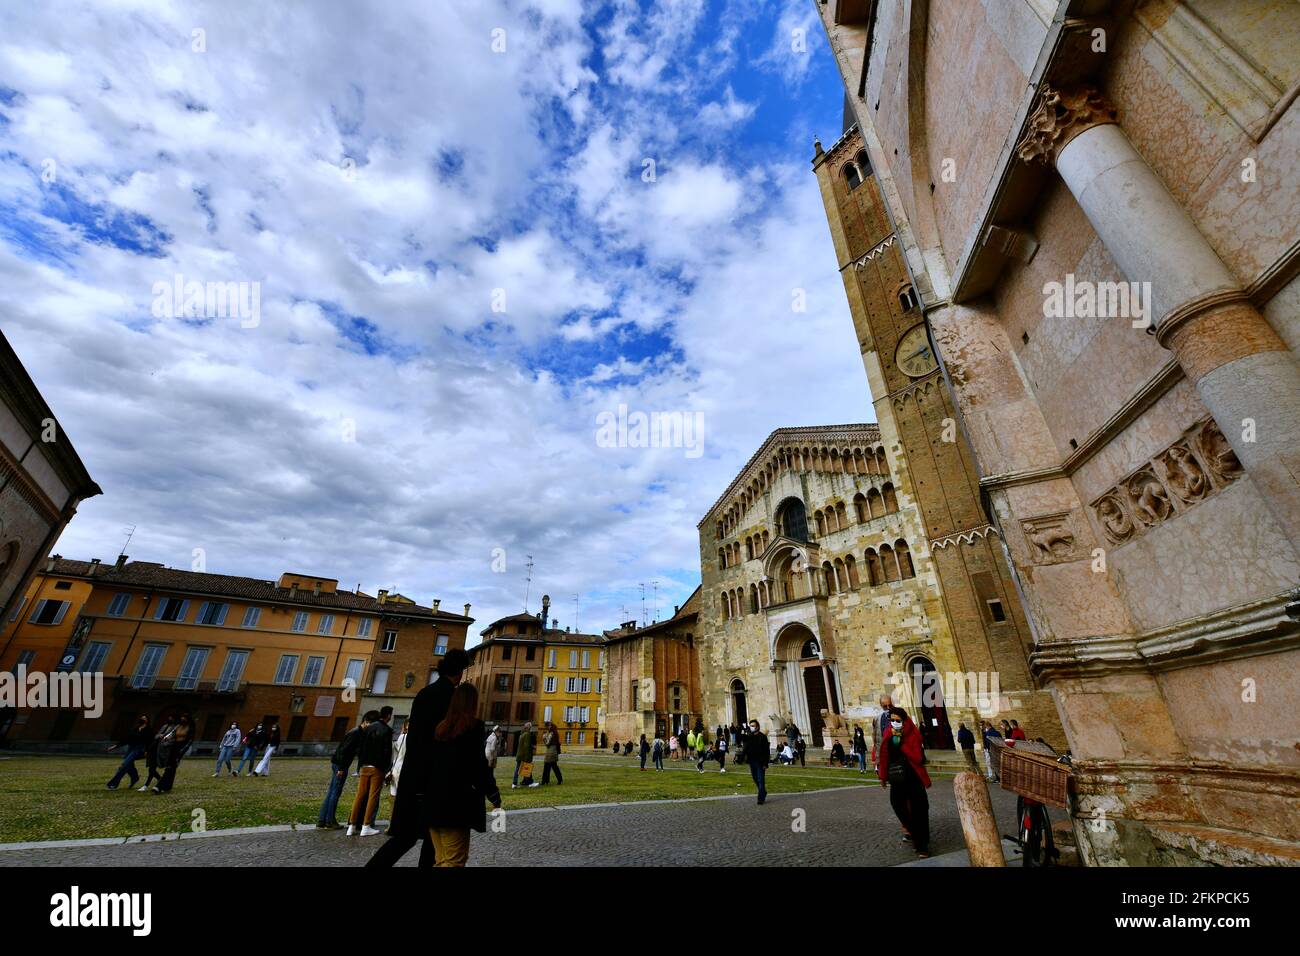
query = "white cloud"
xmin=0 ymin=0 xmax=868 ymax=638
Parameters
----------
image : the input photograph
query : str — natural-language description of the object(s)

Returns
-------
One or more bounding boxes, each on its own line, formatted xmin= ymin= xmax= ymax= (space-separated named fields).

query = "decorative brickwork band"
xmin=1155 ymin=289 xmax=1288 ymax=384
xmin=1016 ymin=85 xmax=1119 ymax=167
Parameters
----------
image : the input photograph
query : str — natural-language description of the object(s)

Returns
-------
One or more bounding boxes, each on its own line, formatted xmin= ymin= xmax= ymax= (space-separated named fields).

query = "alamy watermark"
xmin=1042 ymin=273 xmax=1152 ymax=329
xmin=0 ymin=665 xmax=103 ymax=718
xmin=889 ymin=669 xmax=1002 ymax=716
xmin=152 ymin=273 xmax=260 ymax=328
xmin=595 ymin=404 xmax=704 ymax=459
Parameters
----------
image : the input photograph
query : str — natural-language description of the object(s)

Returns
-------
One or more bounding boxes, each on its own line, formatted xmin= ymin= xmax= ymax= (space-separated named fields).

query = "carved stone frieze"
xmin=1089 ymin=417 xmax=1241 ymax=546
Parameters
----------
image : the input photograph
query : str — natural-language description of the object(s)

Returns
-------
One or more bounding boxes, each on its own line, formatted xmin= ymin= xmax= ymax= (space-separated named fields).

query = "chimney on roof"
xmin=541 ymin=594 xmax=550 ymax=627
xmin=674 ymin=605 xmax=680 ymax=615
xmin=89 ymin=558 xmax=101 ymax=576
xmin=46 ymin=555 xmax=58 ymax=572
xmin=464 ymin=603 xmax=471 ymax=617
xmin=378 ymin=589 xmax=388 ymax=605
xmin=432 ymin=599 xmax=441 ymax=611
xmin=290 ymin=584 xmax=298 ymax=599
xmin=622 ymin=619 xmax=637 ymax=632
xmin=116 ymin=554 xmax=128 ymax=570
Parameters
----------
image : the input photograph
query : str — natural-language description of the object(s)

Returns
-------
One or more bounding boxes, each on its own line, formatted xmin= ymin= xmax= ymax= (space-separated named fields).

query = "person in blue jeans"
xmin=742 ymin=720 xmax=770 ymax=805
xmin=213 ymin=722 xmax=242 ymax=776
xmin=107 ymin=714 xmax=152 ymax=789
xmin=318 ymin=714 xmax=371 ymax=828
xmin=235 ymin=723 xmax=266 ymax=776
xmin=652 ymin=736 xmax=665 ymax=771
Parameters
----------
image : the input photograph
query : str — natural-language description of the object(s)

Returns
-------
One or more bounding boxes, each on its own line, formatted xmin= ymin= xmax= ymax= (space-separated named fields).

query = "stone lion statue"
xmin=820 ymin=708 xmax=848 ymax=737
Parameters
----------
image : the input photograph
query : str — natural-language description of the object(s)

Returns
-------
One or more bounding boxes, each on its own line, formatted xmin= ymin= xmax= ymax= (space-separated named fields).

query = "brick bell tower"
xmin=812 ymin=121 xmax=1063 ymax=745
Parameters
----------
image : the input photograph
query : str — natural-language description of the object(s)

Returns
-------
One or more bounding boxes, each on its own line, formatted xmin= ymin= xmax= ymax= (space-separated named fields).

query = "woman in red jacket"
xmin=876 ymin=706 xmax=932 ymax=858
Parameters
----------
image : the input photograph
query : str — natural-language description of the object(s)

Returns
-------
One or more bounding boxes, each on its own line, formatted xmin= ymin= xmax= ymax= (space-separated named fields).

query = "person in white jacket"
xmin=388 ymin=720 xmax=410 ymax=798
xmin=485 ymin=725 xmax=502 ymax=770
xmin=213 ymin=722 xmax=241 ymax=776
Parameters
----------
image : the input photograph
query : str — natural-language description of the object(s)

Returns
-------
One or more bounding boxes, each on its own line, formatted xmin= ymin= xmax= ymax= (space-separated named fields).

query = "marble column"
xmin=1018 ymin=84 xmax=1300 ymax=546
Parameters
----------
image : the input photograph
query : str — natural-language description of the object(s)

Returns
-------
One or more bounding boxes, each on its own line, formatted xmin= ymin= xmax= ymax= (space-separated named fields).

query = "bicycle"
xmin=1003 ymin=750 xmax=1072 ymax=867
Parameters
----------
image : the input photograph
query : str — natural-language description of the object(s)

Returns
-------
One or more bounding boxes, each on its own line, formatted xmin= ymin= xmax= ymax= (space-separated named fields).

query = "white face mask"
xmin=890 ymin=721 xmax=903 ymax=730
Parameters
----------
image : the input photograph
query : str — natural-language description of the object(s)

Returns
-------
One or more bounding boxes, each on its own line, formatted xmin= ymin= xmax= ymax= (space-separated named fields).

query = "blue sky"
xmin=0 ymin=0 xmax=871 ymax=638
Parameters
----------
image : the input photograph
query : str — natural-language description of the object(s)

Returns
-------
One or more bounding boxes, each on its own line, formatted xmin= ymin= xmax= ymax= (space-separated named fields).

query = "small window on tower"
xmin=987 ymin=599 xmax=1007 ymax=623
xmin=844 ymin=163 xmax=862 ymax=191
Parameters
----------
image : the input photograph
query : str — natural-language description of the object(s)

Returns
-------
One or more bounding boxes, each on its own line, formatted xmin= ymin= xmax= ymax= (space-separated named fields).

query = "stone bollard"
xmin=954 ymin=771 xmax=1006 ymax=867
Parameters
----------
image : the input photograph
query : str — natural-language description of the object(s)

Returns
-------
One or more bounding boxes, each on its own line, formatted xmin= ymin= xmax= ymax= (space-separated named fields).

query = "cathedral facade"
xmin=816 ymin=0 xmax=1300 ymax=865
xmin=696 ymin=425 xmax=990 ymax=751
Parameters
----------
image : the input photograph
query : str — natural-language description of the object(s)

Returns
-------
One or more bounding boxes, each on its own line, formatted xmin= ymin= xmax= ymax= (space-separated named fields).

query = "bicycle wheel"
xmin=1022 ymin=803 xmax=1045 ymax=867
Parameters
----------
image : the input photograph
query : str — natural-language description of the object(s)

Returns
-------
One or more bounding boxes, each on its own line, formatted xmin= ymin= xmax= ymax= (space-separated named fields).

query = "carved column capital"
xmin=1016 ymin=85 xmax=1119 ymax=166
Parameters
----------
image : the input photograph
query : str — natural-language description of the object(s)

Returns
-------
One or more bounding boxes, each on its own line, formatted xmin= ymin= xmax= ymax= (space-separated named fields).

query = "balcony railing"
xmin=119 ymin=677 xmax=248 ymax=695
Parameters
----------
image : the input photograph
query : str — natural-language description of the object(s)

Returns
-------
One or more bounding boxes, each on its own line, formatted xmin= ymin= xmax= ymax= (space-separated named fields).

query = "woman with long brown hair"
xmin=541 ymin=720 xmax=563 ymax=785
xmin=420 ymin=682 xmax=501 ymax=866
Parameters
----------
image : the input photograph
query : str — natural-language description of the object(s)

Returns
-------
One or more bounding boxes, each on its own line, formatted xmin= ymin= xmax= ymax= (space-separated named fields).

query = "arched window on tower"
xmin=899 ymin=285 xmax=918 ymax=312
xmin=854 ymin=493 xmax=867 ymax=523
xmin=844 ymin=162 xmax=862 ymax=191
xmin=855 ymin=149 xmax=871 ymax=178
xmin=896 ymin=539 xmax=916 ymax=579
xmin=845 ymin=554 xmax=859 ymax=588
xmin=865 ymin=548 xmax=882 ymax=586
xmin=880 ymin=543 xmax=899 ymax=583
xmin=883 ymin=482 xmax=899 ymax=513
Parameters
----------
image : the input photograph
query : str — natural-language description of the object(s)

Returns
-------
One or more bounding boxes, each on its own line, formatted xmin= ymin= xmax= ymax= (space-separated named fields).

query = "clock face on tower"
xmin=894 ymin=323 xmax=938 ymax=378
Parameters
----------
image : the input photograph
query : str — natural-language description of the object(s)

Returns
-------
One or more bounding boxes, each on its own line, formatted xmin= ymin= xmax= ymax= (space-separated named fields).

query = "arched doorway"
xmin=910 ymin=656 xmax=954 ymax=750
xmin=775 ymin=497 xmax=809 ymax=542
xmin=730 ymin=678 xmax=747 ymax=726
xmin=774 ymin=624 xmax=842 ymax=747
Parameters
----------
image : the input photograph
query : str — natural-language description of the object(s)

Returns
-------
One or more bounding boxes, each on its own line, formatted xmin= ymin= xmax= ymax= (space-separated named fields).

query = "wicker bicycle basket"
xmin=999 ymin=746 xmax=1072 ymax=808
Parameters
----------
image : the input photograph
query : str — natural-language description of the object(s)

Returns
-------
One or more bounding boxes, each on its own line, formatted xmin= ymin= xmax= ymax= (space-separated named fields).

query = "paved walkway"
xmin=1 ymin=777 xmax=1024 ymax=867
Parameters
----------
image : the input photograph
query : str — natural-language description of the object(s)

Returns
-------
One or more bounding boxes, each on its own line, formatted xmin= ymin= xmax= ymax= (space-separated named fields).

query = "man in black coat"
xmin=365 ymin=648 xmax=471 ymax=867
xmin=743 ymin=720 xmax=771 ymax=805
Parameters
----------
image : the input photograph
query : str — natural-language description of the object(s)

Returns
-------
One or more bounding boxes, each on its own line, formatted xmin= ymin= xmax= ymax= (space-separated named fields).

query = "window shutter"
xmin=52 ymin=602 xmax=69 ymax=625
xmin=28 ymin=600 xmax=46 ymax=624
xmin=216 ymin=604 xmax=229 ymax=626
xmin=178 ymin=600 xmax=190 ymax=621
xmin=197 ymin=602 xmax=210 ymax=623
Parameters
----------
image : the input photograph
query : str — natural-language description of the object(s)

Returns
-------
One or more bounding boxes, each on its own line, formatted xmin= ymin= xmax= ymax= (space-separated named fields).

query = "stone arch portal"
xmin=773 ymin=623 xmax=843 ymax=748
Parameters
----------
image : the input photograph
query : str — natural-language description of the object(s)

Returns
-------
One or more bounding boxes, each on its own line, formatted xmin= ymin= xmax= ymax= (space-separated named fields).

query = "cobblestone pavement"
xmin=3 ymin=778 xmax=1024 ymax=867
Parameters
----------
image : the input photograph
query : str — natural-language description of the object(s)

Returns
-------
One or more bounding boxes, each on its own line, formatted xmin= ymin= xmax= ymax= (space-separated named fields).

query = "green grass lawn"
xmin=0 ymin=752 xmax=874 ymax=843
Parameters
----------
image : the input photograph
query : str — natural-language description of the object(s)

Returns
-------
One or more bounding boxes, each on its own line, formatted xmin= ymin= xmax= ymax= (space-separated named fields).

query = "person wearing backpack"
xmin=317 ymin=712 xmax=373 ymax=829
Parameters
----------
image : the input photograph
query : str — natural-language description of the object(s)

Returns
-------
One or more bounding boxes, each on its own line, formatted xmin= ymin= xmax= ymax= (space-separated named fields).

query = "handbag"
xmin=518 ymin=761 xmax=534 ymax=779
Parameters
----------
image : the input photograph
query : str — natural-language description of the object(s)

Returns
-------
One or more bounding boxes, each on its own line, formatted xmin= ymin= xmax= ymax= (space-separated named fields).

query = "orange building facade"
xmin=0 ymin=557 xmax=469 ymax=753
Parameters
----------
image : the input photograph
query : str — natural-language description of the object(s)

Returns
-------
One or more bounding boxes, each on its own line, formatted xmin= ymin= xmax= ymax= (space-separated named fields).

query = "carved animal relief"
xmin=1089 ymin=418 xmax=1242 ymax=545
xmin=1021 ymin=511 xmax=1078 ymax=564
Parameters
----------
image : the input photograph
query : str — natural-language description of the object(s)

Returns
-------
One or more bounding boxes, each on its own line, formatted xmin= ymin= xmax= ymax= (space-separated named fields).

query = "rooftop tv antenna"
xmin=523 ymin=554 xmax=534 ymax=613
xmin=118 ymin=525 xmax=136 ymax=560
xmin=573 ymin=593 xmax=580 ymax=634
